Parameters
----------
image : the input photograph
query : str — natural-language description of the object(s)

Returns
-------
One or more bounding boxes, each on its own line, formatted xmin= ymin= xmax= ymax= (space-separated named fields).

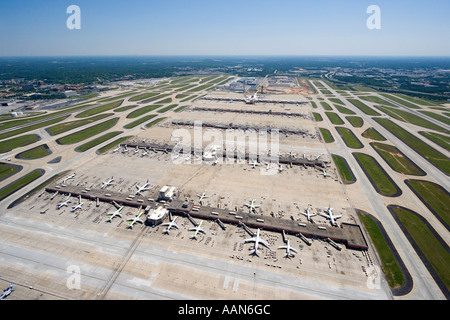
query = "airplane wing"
xmin=162 ymin=222 xmax=179 ymax=229
xmin=258 ymin=239 xmax=271 ymax=248
xmin=244 ymin=237 xmax=256 ymax=243
xmin=108 ymin=212 xmax=122 ymax=218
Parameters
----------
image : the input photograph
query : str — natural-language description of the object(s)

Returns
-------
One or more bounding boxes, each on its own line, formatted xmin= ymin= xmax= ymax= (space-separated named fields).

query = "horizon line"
xmin=1 ymin=54 xmax=450 ymax=59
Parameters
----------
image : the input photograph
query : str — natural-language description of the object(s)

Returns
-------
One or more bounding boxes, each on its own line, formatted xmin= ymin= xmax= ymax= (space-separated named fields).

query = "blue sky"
xmin=0 ymin=0 xmax=449 ymax=56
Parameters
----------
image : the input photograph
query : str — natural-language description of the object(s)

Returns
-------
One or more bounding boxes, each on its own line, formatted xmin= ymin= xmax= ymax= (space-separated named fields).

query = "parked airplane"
xmin=133 ymin=147 xmax=140 ymax=155
xmin=0 ymin=284 xmax=14 ymax=300
xmin=62 ymin=172 xmax=76 ymax=184
xmin=56 ymin=193 xmax=72 ymax=209
xmin=249 ymin=159 xmax=259 ymax=169
xmin=244 ymin=199 xmax=260 ymax=213
xmin=141 ymin=149 xmax=149 ymax=157
xmin=197 ymin=191 xmax=208 ymax=201
xmin=301 ymin=207 xmax=316 ymax=222
xmin=161 ymin=217 xmax=179 ymax=234
xmin=245 ymin=92 xmax=258 ymax=104
xmin=189 ymin=221 xmax=206 ymax=240
xmin=135 ymin=180 xmax=150 ymax=196
xmin=244 ymin=228 xmax=270 ymax=256
xmin=112 ymin=147 xmax=121 ymax=153
xmin=71 ymin=196 xmax=84 ymax=213
xmin=127 ymin=207 xmax=144 ymax=229
xmin=101 ymin=176 xmax=114 ymax=189
xmin=122 ymin=146 xmax=129 ymax=154
xmin=320 ymin=207 xmax=342 ymax=226
xmin=321 ymin=170 xmax=329 ymax=178
xmin=278 ymin=239 xmax=298 ymax=258
xmin=106 ymin=205 xmax=124 ymax=222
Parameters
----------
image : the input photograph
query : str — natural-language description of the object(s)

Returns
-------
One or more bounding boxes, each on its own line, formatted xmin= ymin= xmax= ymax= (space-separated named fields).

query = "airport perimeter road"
xmin=313 ymin=80 xmax=447 ymax=300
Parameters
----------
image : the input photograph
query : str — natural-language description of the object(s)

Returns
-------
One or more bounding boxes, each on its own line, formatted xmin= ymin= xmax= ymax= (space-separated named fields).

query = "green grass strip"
xmin=419 ymin=131 xmax=450 ymax=152
xmin=0 ymin=169 xmax=45 ymax=202
xmin=357 ymin=211 xmax=405 ymax=290
xmin=97 ymin=136 xmax=133 ymax=154
xmin=56 ymin=118 xmax=119 ymax=145
xmin=319 ymin=128 xmax=334 ymax=143
xmin=75 ymin=100 xmax=124 ymax=118
xmin=332 ymin=154 xmax=355 ymax=184
xmin=362 ymin=128 xmax=386 ymax=141
xmin=46 ymin=113 xmax=113 ymax=136
xmin=124 ymin=115 xmax=157 ymax=129
xmin=76 ymin=131 xmax=123 ymax=152
xmin=0 ymin=134 xmax=40 ymax=153
xmin=390 ymin=206 xmax=450 ymax=294
xmin=353 ymin=152 xmax=402 ymax=197
xmin=127 ymin=105 xmax=162 ymax=119
xmin=374 ymin=118 xmax=450 ymax=175
xmin=370 ymin=142 xmax=425 ymax=176
xmin=348 ymin=99 xmax=380 ymax=116
xmin=325 ymin=112 xmax=344 ymax=125
xmin=336 ymin=127 xmax=364 ymax=149
xmin=405 ymin=180 xmax=450 ymax=228
xmin=0 ymin=115 xmax=69 ymax=140
xmin=15 ymin=144 xmax=52 ymax=160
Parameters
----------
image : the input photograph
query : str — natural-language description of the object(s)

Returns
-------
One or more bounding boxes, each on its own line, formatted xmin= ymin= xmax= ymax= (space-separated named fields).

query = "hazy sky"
xmin=0 ymin=0 xmax=449 ymax=56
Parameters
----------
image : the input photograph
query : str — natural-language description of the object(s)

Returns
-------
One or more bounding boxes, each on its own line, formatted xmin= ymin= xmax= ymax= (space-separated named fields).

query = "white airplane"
xmin=141 ymin=149 xmax=149 ymax=157
xmin=56 ymin=193 xmax=72 ymax=209
xmin=122 ymin=146 xmax=129 ymax=154
xmin=244 ymin=199 xmax=260 ymax=213
xmin=106 ymin=205 xmax=124 ymax=222
xmin=278 ymin=239 xmax=298 ymax=258
xmin=245 ymin=92 xmax=258 ymax=104
xmin=62 ymin=172 xmax=76 ymax=184
xmin=133 ymin=147 xmax=140 ymax=155
xmin=101 ymin=176 xmax=114 ymax=189
xmin=189 ymin=221 xmax=206 ymax=240
xmin=301 ymin=207 xmax=316 ymax=222
xmin=161 ymin=217 xmax=179 ymax=234
xmin=278 ymin=164 xmax=284 ymax=173
xmin=112 ymin=147 xmax=120 ymax=153
xmin=197 ymin=191 xmax=208 ymax=201
xmin=249 ymin=159 xmax=259 ymax=169
xmin=135 ymin=180 xmax=150 ymax=196
xmin=244 ymin=229 xmax=270 ymax=256
xmin=71 ymin=196 xmax=84 ymax=213
xmin=127 ymin=207 xmax=144 ymax=229
xmin=320 ymin=207 xmax=342 ymax=226
xmin=321 ymin=170 xmax=329 ymax=178
xmin=0 ymin=284 xmax=14 ymax=300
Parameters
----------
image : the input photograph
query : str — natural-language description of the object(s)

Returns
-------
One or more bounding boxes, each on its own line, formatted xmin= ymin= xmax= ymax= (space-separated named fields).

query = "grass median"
xmin=374 ymin=118 xmax=450 ymax=175
xmin=353 ymin=152 xmax=402 ymax=197
xmin=56 ymin=118 xmax=119 ymax=145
